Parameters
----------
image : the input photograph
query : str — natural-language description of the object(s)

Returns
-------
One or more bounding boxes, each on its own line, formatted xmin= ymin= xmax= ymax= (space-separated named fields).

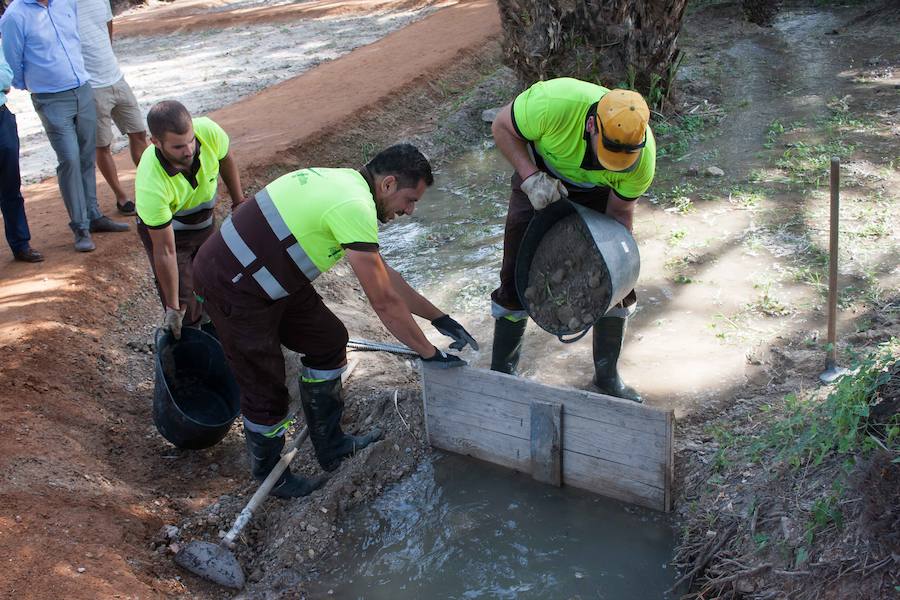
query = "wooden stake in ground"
xmin=820 ymin=157 xmax=848 ymax=384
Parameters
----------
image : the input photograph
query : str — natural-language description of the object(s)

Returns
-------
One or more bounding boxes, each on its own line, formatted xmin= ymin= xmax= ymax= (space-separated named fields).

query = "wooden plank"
xmin=424 ymin=385 xmax=529 ymax=440
xmin=427 ymin=381 xmax=667 ymax=464
xmin=530 ymin=401 xmax=561 ymax=486
xmin=426 ymin=366 xmax=669 ymax=426
xmin=422 ymin=366 xmax=675 ymax=511
xmin=563 ymin=451 xmax=666 ymax=510
xmin=561 ymin=413 xmax=667 ymax=487
xmin=427 ymin=417 xmax=531 ymax=473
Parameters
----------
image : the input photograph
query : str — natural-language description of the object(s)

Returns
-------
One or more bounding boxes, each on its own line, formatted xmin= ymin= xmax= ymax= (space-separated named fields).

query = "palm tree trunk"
xmin=497 ymin=0 xmax=689 ymax=106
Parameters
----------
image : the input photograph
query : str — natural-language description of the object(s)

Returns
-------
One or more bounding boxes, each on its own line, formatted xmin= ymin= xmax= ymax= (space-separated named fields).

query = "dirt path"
xmin=114 ymin=0 xmax=440 ymax=37
xmin=0 ymin=2 xmax=500 ymax=597
xmin=10 ymin=0 xmax=445 ymax=183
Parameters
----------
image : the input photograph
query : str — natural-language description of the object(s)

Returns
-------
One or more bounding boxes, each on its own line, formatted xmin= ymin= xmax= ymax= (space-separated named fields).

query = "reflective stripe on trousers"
xmin=220 ymin=189 xmax=322 ymax=300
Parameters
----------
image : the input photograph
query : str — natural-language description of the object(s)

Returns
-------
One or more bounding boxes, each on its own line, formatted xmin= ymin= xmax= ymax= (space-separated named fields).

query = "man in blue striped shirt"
xmin=1 ymin=0 xmax=128 ymax=252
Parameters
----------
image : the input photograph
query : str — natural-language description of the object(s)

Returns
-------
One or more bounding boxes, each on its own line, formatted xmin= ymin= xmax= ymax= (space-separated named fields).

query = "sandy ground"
xmin=7 ymin=0 xmax=440 ymax=184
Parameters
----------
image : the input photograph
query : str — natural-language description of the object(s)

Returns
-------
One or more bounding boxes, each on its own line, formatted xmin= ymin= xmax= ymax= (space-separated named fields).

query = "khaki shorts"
xmin=93 ymin=77 xmax=145 ymax=147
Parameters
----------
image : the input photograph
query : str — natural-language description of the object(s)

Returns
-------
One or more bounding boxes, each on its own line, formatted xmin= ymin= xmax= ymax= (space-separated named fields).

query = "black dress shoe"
xmin=89 ymin=215 xmax=130 ymax=233
xmin=13 ymin=247 xmax=44 ymax=263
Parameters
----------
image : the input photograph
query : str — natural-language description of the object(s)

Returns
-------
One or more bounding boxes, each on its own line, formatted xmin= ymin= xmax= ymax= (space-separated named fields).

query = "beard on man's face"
xmin=168 ymin=152 xmax=193 ymax=169
xmin=375 ymin=199 xmax=389 ymax=224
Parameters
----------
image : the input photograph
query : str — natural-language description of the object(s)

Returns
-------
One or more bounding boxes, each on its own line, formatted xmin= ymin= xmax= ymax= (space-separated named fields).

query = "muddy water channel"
xmin=309 ymin=454 xmax=675 ymax=598
xmin=377 ymin=141 xmax=776 ymax=418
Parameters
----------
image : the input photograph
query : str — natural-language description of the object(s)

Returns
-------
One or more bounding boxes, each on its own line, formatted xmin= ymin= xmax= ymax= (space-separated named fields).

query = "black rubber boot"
xmin=489 ymin=317 xmax=527 ymax=375
xmin=591 ymin=316 xmax=643 ymax=403
xmin=244 ymin=430 xmax=327 ymax=498
xmin=300 ymin=378 xmax=383 ymax=472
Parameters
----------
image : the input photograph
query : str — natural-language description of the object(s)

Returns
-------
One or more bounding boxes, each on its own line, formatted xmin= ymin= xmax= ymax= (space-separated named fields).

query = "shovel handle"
xmin=222 ymin=426 xmax=309 ymax=548
xmin=220 ymin=359 xmax=358 ymax=549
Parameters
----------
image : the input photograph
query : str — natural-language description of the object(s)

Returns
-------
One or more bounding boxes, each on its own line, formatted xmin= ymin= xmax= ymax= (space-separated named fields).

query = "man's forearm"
xmin=492 ymin=104 xmax=538 ymax=180
xmin=606 ymin=191 xmax=637 ymax=233
xmin=219 ymin=154 xmax=244 ymax=206
xmin=386 ymin=265 xmax=443 ymax=320
xmin=152 ymin=250 xmax=181 ymax=309
xmin=371 ymin=299 xmax=435 ymax=357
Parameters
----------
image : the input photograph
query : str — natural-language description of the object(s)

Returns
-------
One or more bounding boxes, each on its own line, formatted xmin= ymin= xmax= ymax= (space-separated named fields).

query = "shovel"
xmin=174 ymin=425 xmax=310 ymax=588
xmin=174 ymin=358 xmax=359 ymax=588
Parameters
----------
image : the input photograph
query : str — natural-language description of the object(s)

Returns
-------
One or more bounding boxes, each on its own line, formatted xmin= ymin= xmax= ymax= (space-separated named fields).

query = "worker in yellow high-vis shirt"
xmin=490 ymin=78 xmax=656 ymax=403
xmin=193 ymin=144 xmax=477 ymax=498
xmin=135 ymin=100 xmax=245 ymax=339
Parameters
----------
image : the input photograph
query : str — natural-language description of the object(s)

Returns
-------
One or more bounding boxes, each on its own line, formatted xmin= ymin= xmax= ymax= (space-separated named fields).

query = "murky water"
xmin=309 ymin=453 xmax=675 ymax=599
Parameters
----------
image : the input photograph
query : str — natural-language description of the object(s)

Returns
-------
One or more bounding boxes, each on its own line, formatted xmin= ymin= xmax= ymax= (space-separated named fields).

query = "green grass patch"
xmin=750 ymin=340 xmax=900 ymax=469
xmin=654 ymin=114 xmax=711 ymax=160
xmin=746 ymin=280 xmax=792 ymax=317
xmin=775 ymin=140 xmax=856 ymax=185
xmin=729 ymin=185 xmax=767 ymax=208
xmin=667 ymin=228 xmax=687 ymax=246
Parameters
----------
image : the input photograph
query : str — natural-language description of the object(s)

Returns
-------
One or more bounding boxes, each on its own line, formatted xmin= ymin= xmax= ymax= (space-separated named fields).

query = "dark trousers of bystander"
xmin=0 ymin=105 xmax=32 ymax=254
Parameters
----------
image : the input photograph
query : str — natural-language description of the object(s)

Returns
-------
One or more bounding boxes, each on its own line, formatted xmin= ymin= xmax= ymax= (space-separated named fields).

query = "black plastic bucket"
xmin=514 ymin=199 xmax=640 ymax=342
xmin=153 ymin=327 xmax=241 ymax=449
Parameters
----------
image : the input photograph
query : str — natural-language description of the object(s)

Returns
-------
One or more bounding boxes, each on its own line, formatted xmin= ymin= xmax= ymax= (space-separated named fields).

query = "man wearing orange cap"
xmin=489 ymin=77 xmax=655 ymax=403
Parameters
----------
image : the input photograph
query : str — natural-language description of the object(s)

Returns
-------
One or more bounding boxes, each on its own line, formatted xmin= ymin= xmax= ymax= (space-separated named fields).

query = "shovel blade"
xmin=174 ymin=541 xmax=245 ymax=589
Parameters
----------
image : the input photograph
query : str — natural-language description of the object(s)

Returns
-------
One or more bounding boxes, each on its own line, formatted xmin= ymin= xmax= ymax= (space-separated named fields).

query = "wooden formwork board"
xmin=421 ymin=366 xmax=674 ymax=512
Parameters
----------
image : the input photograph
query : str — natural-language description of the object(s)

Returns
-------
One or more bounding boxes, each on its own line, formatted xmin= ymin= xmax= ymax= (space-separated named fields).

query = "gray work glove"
xmin=431 ymin=314 xmax=480 ymax=351
xmin=521 ymin=171 xmax=568 ymax=211
xmin=163 ymin=306 xmax=186 ymax=340
xmin=420 ymin=346 xmax=466 ymax=369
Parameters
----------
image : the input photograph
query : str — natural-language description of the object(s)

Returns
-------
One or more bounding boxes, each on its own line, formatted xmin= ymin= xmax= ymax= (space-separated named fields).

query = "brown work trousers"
xmin=193 ymin=236 xmax=348 ymax=426
xmin=491 ymin=171 xmax=637 ymax=312
xmin=137 ymin=221 xmax=213 ymax=327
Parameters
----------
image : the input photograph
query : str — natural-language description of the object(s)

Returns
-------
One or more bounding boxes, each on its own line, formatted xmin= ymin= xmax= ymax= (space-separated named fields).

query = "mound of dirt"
xmin=523 ymin=215 xmax=610 ymax=334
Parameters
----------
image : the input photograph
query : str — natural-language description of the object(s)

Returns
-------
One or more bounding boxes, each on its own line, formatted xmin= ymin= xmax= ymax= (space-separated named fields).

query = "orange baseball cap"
xmin=595 ymin=89 xmax=650 ymax=172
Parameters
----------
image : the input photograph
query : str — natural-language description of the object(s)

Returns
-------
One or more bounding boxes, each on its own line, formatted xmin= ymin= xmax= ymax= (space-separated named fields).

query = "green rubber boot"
xmin=300 ymin=378 xmax=382 ymax=472
xmin=490 ymin=316 xmax=527 ymax=375
xmin=591 ymin=316 xmax=642 ymax=403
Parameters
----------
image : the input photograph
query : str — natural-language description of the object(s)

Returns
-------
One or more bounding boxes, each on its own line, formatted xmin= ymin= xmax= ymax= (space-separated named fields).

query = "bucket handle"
xmin=556 ymin=324 xmax=592 ymax=344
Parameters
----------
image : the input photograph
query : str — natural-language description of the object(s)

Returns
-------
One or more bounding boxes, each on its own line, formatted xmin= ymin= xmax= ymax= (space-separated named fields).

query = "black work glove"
xmin=420 ymin=346 xmax=466 ymax=369
xmin=431 ymin=314 xmax=480 ymax=351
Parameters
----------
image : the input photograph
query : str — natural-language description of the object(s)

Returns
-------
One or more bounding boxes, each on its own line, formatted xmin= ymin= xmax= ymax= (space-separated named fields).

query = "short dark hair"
xmin=147 ymin=100 xmax=192 ymax=140
xmin=366 ymin=144 xmax=433 ymax=188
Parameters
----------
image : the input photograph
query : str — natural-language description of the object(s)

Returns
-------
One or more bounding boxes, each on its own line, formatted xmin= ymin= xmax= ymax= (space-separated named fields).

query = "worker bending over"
xmin=490 ymin=78 xmax=656 ymax=403
xmin=193 ymin=144 xmax=476 ymax=497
